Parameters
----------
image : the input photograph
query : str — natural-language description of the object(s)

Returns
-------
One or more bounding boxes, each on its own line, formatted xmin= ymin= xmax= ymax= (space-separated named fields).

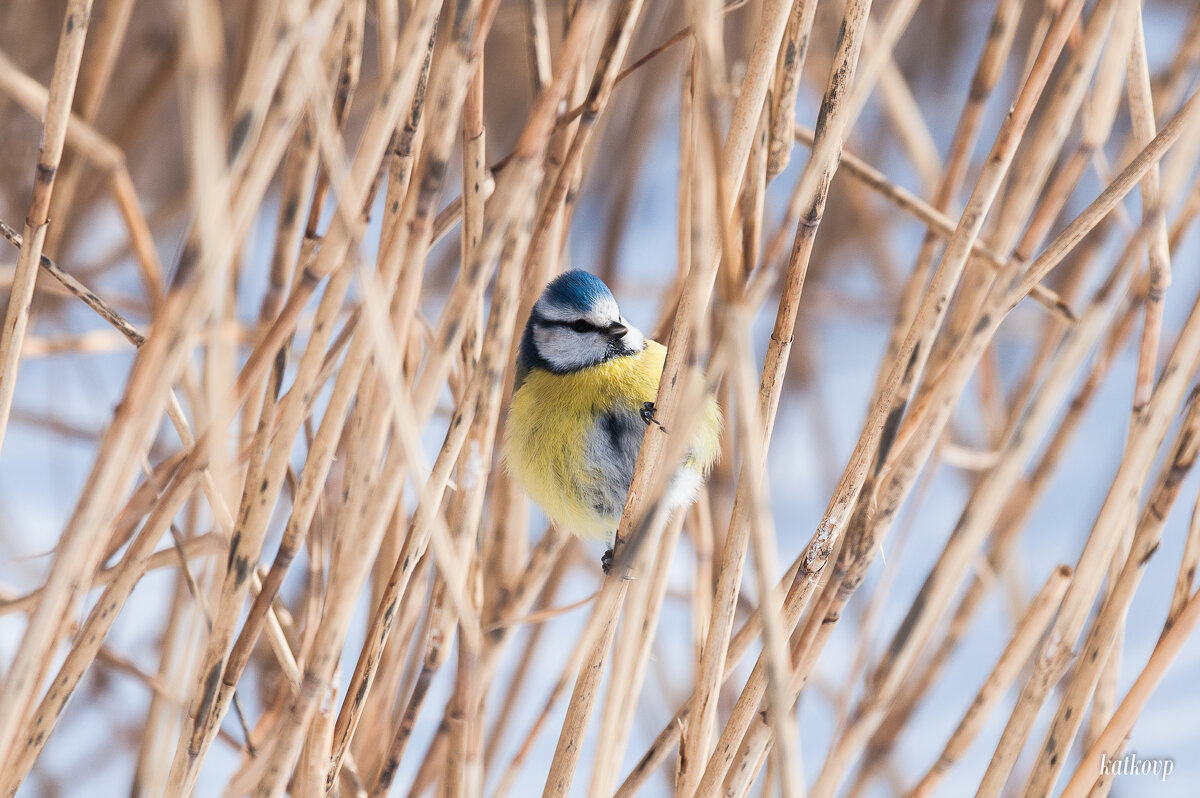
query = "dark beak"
xmin=604 ymin=321 xmax=628 ymax=337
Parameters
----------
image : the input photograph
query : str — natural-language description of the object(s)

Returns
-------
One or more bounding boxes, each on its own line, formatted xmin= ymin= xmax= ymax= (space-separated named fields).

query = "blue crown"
xmin=542 ymin=270 xmax=612 ymax=312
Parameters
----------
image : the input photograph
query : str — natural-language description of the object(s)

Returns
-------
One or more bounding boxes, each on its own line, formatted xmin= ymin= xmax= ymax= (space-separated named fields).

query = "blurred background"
xmin=1 ymin=0 xmax=1199 ymax=795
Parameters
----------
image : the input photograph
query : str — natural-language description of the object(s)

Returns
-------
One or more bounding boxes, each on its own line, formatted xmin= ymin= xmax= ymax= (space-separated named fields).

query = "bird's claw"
xmin=641 ymin=401 xmax=667 ymax=432
xmin=601 ymin=548 xmax=614 ymax=576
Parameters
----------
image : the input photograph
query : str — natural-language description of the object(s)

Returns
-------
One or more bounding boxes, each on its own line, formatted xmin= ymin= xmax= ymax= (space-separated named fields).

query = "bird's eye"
xmin=569 ymin=320 xmax=595 ymax=333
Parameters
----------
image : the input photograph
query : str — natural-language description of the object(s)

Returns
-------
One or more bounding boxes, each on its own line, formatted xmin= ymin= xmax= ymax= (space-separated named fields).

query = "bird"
xmin=504 ymin=270 xmax=721 ymax=573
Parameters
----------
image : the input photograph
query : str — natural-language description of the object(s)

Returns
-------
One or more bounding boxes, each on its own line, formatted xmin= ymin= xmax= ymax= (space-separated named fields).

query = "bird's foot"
xmin=602 ymin=534 xmax=625 ymax=576
xmin=641 ymin=401 xmax=667 ymax=433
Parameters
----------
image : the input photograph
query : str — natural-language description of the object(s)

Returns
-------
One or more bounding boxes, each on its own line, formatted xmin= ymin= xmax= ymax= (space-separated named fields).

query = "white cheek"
xmin=534 ymin=327 xmax=609 ymax=370
xmin=619 ymin=325 xmax=644 ymax=352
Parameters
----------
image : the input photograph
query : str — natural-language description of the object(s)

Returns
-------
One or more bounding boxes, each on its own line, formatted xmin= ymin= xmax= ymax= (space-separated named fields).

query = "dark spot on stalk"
xmin=174 ymin=241 xmax=200 ymax=287
xmin=354 ymin=678 xmax=368 ymax=706
xmin=877 ymin=404 xmax=905 ymax=469
xmin=197 ymin=662 xmax=222 ymax=721
xmin=889 ymin=584 xmax=928 ymax=658
xmin=231 ymin=555 xmax=250 ymax=586
xmin=903 ymin=343 xmax=920 ymax=382
xmin=272 ymin=349 xmax=286 ymax=397
xmin=420 ymin=158 xmax=448 ymax=198
xmin=230 ymin=111 xmax=253 ymax=160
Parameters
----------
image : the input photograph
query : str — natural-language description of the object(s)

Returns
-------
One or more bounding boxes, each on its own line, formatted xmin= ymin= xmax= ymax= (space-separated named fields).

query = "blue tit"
xmin=504 ymin=270 xmax=722 ymax=570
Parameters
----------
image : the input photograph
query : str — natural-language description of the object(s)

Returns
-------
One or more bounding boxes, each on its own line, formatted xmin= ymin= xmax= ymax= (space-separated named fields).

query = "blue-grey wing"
xmin=581 ymin=406 xmax=643 ymax=526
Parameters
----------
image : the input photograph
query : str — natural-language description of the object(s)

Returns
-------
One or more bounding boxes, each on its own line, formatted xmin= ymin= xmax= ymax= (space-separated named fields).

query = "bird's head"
xmin=518 ymin=270 xmax=645 ymax=374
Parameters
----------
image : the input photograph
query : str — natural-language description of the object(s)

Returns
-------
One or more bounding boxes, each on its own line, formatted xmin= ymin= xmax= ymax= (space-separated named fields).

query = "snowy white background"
xmin=3 ymin=1 xmax=1200 ymax=796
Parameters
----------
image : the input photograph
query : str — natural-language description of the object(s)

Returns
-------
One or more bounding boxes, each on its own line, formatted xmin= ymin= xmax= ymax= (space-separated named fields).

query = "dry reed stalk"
xmin=531 ymin=0 xmax=791 ymax=794
xmin=488 ymin=582 xmax=597 ymax=798
xmin=975 ymin=258 xmax=1200 ymax=797
xmin=327 ymin=163 xmax=524 ymax=792
xmin=585 ymin=511 xmax=684 ymax=798
xmin=806 ymin=17 xmax=1089 ymax=777
xmin=40 ymin=0 xmax=135 ymax=253
xmin=0 ymin=220 xmax=144 ymax=346
xmin=8 ymin=13 xmax=346 ymax=780
xmin=905 ymin=564 xmax=1071 ymax=797
xmin=5 ymin=1 xmax=1200 ymax=796
xmin=0 ymin=7 xmax=116 ymax=758
xmin=0 ymin=4 xmax=260 ymax=777
xmin=480 ymin=558 xmax=567 ymax=770
xmin=1020 ymin=381 xmax=1200 ymax=796
xmin=728 ymin=307 xmax=801 ymax=798
xmin=809 ymin=6 xmax=1133 ymax=783
xmin=790 ymin=125 xmax=1072 ymax=320
xmin=0 ymin=532 xmax=222 ymax=616
xmin=251 ymin=1 xmax=586 ymax=791
xmin=846 ymin=260 xmax=1143 ymax=796
xmin=1059 ymin=584 xmax=1200 ymax=798
xmin=1167 ymin=492 xmax=1200 ymax=633
xmin=765 ymin=0 xmax=816 ymax=178
xmin=682 ymin=0 xmax=874 ymax=793
xmin=868 ymin=0 xmax=1020 ymax=399
xmin=1 ymin=466 xmax=202 ymax=795
xmin=715 ymin=0 xmax=988 ymax=782
xmin=0 ymin=38 xmax=167 ymax=305
xmin=164 ymin=1 xmax=440 ymax=786
xmin=132 ymin=572 xmax=203 ymax=796
xmin=1123 ymin=0 xmax=1171 ymax=413
xmin=701 ymin=0 xmax=1118 ymax=790
xmin=1015 ymin=86 xmax=1200 ymax=302
xmin=248 ymin=16 xmax=532 ymax=798
xmin=0 ymin=0 xmax=95 ymax=459
xmin=615 ymin=2 xmax=917 ymax=784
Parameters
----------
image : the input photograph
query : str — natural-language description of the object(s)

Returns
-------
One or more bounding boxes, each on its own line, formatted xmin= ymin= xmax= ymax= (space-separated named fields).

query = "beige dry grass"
xmin=1 ymin=0 xmax=1199 ymax=796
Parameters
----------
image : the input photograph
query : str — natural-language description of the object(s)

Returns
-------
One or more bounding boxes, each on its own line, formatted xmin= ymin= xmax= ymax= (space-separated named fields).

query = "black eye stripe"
xmin=539 ymin=318 xmax=599 ymax=332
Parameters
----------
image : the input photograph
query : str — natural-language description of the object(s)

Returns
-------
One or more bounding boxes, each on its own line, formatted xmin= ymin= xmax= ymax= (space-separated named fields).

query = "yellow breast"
xmin=504 ymin=340 xmax=721 ymax=540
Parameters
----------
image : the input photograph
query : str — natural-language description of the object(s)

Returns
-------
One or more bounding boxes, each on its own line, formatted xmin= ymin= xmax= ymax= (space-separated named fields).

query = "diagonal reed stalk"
xmin=2 ymin=1 xmax=1200 ymax=797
